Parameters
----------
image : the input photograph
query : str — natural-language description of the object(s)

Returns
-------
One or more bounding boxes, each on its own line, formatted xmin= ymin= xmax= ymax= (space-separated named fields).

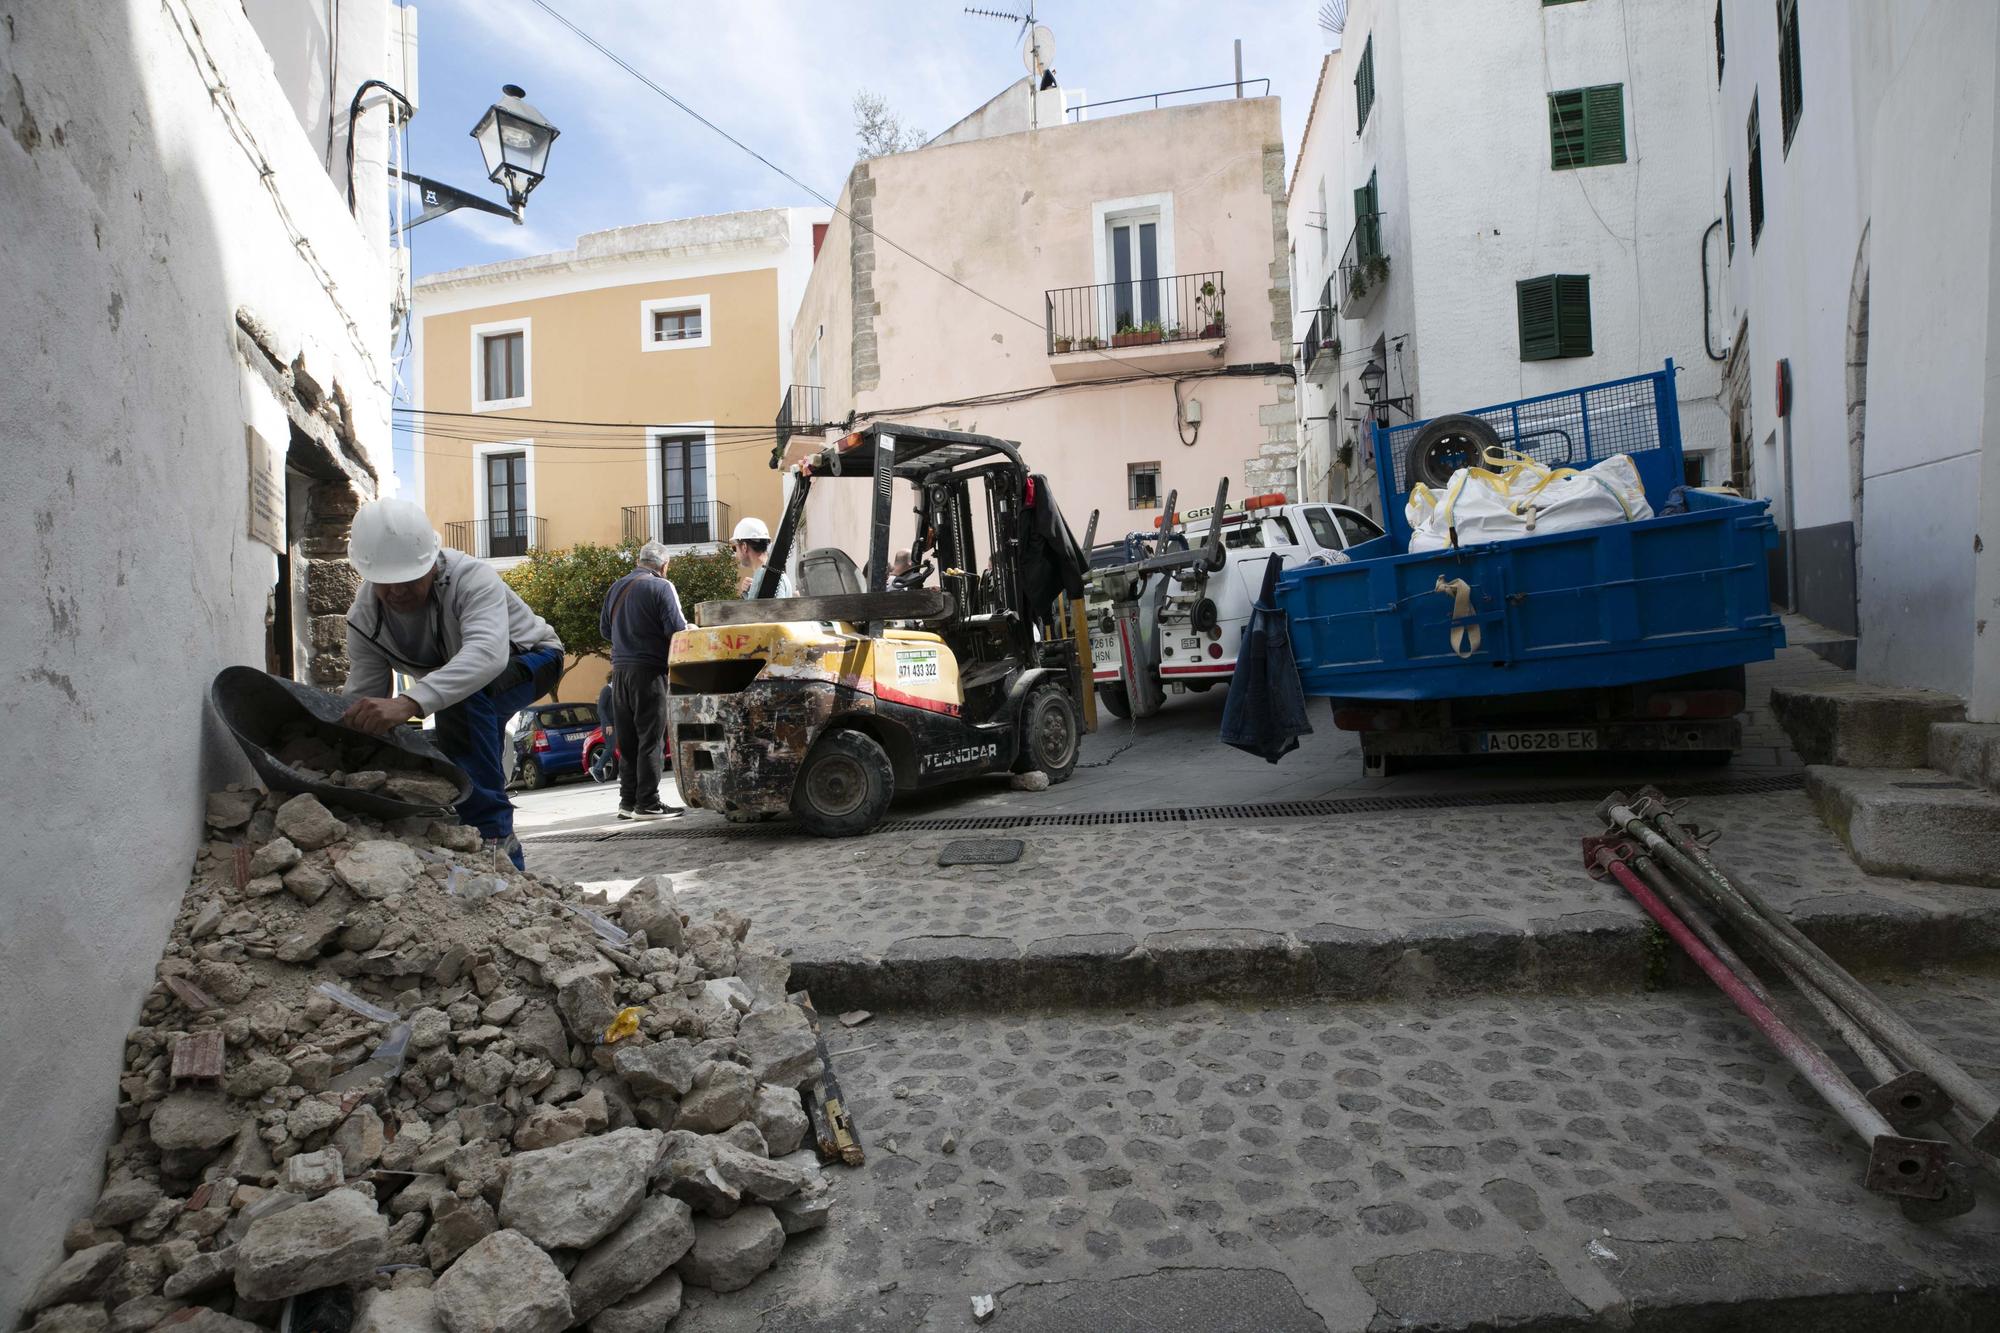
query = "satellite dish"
xmin=1022 ymin=24 xmax=1055 ymax=78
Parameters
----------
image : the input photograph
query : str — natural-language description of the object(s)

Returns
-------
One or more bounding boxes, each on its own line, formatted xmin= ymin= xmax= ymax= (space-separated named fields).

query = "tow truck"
xmin=1084 ymin=487 xmax=1386 ymax=719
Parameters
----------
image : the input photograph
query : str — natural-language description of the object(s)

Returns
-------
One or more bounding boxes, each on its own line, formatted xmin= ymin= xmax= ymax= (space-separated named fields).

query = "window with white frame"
xmin=470 ymin=319 xmax=530 ymax=410
xmin=649 ymin=428 xmax=716 ymax=544
xmin=1092 ymin=194 xmax=1175 ymax=339
xmin=640 ymin=295 xmax=712 ymax=351
xmin=471 ymin=440 xmax=535 ymax=561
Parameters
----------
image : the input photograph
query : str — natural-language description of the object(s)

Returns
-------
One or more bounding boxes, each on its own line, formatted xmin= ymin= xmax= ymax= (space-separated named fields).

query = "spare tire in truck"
xmin=1405 ymin=414 xmax=1505 ymax=489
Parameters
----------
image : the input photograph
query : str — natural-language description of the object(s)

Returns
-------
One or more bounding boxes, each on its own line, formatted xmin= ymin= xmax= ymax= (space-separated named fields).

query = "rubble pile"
xmin=23 ymin=780 xmax=835 ymax=1333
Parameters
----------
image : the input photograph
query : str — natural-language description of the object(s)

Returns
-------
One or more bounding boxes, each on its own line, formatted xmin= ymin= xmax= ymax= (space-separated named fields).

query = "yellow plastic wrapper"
xmin=602 ymin=1006 xmax=642 ymax=1044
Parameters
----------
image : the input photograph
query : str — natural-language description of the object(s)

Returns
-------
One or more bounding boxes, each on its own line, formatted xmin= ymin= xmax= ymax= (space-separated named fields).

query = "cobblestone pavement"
xmin=678 ymin=970 xmax=2000 ymax=1332
xmin=526 ymin=791 xmax=2000 ymax=1010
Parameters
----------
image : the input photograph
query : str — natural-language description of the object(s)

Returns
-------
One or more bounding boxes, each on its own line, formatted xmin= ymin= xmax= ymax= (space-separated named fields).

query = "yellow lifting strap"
xmin=1435 ymin=577 xmax=1480 ymax=659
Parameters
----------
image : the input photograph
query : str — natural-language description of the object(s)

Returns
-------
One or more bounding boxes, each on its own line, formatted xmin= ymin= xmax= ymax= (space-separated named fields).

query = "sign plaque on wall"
xmin=246 ymin=425 xmax=284 ymax=553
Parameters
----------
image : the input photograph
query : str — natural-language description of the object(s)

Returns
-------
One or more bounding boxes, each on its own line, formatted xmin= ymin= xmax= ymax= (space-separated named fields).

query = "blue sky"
xmin=390 ymin=0 xmax=1330 ymax=488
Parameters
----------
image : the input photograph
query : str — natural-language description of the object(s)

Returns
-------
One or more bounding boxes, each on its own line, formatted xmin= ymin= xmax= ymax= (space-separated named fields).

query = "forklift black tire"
xmin=523 ymin=758 xmax=549 ymax=791
xmin=1405 ymin=414 xmax=1505 ymax=489
xmin=1015 ymin=683 xmax=1082 ymax=784
xmin=791 ymin=730 xmax=894 ymax=837
xmin=1097 ymin=684 xmax=1133 ymax=720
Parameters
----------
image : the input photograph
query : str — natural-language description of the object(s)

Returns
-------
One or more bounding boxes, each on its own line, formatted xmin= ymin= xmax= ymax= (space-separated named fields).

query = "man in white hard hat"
xmin=338 ymin=498 xmax=564 ymax=869
xmin=732 ymin=515 xmax=792 ymax=598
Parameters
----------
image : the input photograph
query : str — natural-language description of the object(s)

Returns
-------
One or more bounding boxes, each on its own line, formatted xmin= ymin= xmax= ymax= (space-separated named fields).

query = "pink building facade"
xmin=782 ymin=86 xmax=1297 ymax=554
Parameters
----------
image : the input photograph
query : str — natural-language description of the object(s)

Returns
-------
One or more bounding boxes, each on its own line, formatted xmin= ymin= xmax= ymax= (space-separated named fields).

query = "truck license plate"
xmin=1479 ymin=728 xmax=1600 ymax=754
xmin=1090 ymin=633 xmax=1115 ymax=662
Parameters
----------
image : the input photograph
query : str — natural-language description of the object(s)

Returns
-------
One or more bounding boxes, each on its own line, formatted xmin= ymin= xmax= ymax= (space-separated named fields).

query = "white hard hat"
xmin=731 ymin=516 xmax=771 ymax=543
xmin=349 ymin=498 xmax=442 ymax=584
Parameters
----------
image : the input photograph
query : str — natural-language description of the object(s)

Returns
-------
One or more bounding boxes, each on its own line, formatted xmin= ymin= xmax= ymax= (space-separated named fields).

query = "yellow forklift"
xmin=665 ymin=424 xmax=1092 ymax=836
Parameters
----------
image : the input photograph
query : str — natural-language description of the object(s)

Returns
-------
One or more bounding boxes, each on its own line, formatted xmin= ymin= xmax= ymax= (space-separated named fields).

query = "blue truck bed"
xmin=1279 ymin=362 xmax=1785 ymax=702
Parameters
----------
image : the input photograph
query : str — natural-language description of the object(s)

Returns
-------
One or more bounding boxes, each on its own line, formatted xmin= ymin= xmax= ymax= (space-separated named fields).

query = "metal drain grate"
xmin=524 ymin=772 xmax=1805 ymax=844
xmin=937 ymin=838 xmax=1025 ymax=866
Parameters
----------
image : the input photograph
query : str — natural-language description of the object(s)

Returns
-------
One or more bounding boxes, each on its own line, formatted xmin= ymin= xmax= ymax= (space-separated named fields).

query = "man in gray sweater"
xmin=599 ymin=541 xmax=686 ymax=820
xmin=339 ymin=499 xmax=564 ymax=867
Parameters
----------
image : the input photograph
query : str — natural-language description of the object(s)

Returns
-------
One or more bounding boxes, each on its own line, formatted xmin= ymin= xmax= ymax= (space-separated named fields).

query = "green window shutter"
xmin=1584 ymin=85 xmax=1625 ymax=165
xmin=1555 ymin=275 xmax=1593 ymax=356
xmin=1355 ymin=37 xmax=1375 ymax=130
xmin=1353 ymin=173 xmax=1380 ymax=261
xmin=1518 ymin=277 xmax=1560 ymax=361
xmin=1549 ymin=90 xmax=1586 ymax=169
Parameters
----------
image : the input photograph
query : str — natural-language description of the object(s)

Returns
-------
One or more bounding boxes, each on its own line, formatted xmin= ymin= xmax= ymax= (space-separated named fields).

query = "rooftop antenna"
xmin=965 ymin=3 xmax=1058 ymax=122
xmin=1318 ymin=2 xmax=1348 ymax=37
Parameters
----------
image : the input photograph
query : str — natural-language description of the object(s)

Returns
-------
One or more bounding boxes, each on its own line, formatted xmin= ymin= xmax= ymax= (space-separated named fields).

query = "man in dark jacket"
xmin=599 ymin=542 xmax=686 ymax=820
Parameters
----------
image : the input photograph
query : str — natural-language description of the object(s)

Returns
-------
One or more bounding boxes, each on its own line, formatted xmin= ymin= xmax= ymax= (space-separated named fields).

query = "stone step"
xmin=1807 ymin=765 xmax=2000 ymax=889
xmin=1931 ymin=722 xmax=2000 ymax=795
xmin=1770 ymin=683 xmax=1965 ymax=768
xmin=671 ymin=974 xmax=2000 ymax=1333
xmin=532 ymin=791 xmax=2000 ymax=1016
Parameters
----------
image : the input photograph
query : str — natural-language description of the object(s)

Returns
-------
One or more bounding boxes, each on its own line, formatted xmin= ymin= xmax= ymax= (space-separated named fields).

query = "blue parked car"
xmin=508 ymin=702 xmax=600 ymax=790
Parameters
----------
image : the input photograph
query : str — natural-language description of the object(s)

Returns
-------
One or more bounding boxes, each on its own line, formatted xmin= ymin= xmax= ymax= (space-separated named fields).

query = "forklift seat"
xmin=798 ymin=547 xmax=864 ymax=597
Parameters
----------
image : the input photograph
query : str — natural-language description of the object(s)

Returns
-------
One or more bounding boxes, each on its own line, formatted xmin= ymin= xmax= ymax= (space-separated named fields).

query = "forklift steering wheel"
xmin=891 ymin=561 xmax=934 ymax=590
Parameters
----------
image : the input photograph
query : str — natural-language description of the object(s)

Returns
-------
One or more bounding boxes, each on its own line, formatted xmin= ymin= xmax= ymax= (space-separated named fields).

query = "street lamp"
xmin=394 ymin=85 xmax=561 ymax=231
xmin=470 ymin=85 xmax=560 ymax=216
xmin=1358 ymin=356 xmax=1413 ymax=426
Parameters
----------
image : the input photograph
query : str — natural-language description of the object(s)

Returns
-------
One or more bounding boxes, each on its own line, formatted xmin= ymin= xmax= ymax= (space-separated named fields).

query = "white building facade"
xmin=1289 ymin=0 xmax=1728 ymax=520
xmin=0 ymin=1 xmax=409 ymax=1316
xmin=1709 ymin=0 xmax=2000 ymax=716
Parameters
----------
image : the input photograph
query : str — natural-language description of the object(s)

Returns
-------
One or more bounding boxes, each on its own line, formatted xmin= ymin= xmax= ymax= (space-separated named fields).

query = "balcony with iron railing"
xmin=621 ymin=499 xmax=731 ymax=549
xmin=1338 ymin=211 xmax=1389 ymax=321
xmin=775 ymin=384 xmax=829 ymax=460
xmin=443 ymin=516 xmax=546 ymax=561
xmin=1044 ymin=271 xmax=1226 ymax=381
xmin=1300 ymin=275 xmax=1340 ymax=382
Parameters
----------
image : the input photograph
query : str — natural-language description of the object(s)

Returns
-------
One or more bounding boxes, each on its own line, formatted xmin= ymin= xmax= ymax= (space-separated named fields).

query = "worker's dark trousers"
xmin=433 ymin=646 xmax=564 ymax=868
xmin=612 ymin=664 xmax=669 ymax=810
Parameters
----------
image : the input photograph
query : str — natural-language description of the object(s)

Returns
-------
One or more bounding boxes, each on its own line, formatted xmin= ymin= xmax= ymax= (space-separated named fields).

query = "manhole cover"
xmin=938 ymin=838 xmax=1025 ymax=866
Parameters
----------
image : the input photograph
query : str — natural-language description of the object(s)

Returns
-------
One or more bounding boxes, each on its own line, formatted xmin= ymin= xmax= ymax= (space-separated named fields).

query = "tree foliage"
xmin=501 ymin=542 xmax=745 ymax=665
xmin=853 ymin=90 xmax=926 ymax=159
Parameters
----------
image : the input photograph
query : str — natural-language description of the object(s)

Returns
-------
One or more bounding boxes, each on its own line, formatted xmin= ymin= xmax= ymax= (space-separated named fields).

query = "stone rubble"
xmin=20 ymin=779 xmax=836 ymax=1330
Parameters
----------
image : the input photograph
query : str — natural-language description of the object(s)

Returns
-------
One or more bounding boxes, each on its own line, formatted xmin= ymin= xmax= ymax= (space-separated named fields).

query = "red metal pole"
xmin=1588 ymin=844 xmax=1946 ymax=1200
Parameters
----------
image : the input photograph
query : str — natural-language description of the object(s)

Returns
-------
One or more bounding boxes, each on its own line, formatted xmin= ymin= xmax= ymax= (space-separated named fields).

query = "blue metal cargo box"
xmin=1279 ymin=363 xmax=1785 ymax=701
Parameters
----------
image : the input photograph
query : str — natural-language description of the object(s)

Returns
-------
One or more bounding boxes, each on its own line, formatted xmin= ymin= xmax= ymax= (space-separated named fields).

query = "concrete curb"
xmin=788 ymin=895 xmax=2000 ymax=1014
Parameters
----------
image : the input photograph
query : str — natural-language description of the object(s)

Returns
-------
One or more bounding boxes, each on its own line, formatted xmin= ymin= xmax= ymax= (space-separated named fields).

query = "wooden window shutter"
xmin=1584 ymin=85 xmax=1625 ymax=165
xmin=1355 ymin=37 xmax=1376 ymax=130
xmin=1518 ymin=277 xmax=1560 ymax=361
xmin=1555 ymin=275 xmax=1593 ymax=357
xmin=1549 ymin=90 xmax=1586 ymax=169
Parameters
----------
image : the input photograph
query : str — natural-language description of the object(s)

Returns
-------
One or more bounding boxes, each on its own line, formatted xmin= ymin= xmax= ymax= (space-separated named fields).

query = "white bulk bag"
xmin=1406 ymin=452 xmax=1652 ymax=552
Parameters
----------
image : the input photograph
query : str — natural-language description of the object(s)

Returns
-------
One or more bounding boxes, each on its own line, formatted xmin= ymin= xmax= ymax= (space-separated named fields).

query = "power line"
xmin=521 ymin=0 xmax=1187 ymax=385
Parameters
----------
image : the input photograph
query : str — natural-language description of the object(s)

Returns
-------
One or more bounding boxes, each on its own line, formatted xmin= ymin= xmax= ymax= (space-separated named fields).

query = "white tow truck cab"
xmin=1087 ymin=494 xmax=1384 ymax=718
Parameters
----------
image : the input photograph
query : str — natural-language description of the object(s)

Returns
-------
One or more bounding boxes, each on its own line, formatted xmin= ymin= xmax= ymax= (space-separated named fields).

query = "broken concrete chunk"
xmin=282 ymin=1147 xmax=345 ymax=1195
xmin=512 ymin=1104 xmax=590 ymax=1152
xmin=424 ymin=1193 xmax=498 ymax=1270
xmin=274 ymin=794 xmax=347 ymax=850
xmin=28 ymin=1242 xmax=124 ymax=1313
xmin=566 ymin=1194 xmax=695 ymax=1324
xmin=334 ymin=1105 xmax=386 ymax=1170
xmin=149 ymin=1092 xmax=241 ymax=1152
xmin=385 ymin=772 xmax=460 ymax=807
xmin=973 ymin=1293 xmax=998 ymax=1323
xmin=433 ymin=1230 xmax=571 ymax=1333
xmin=675 ymin=1060 xmax=757 ymax=1133
xmin=248 ymin=836 xmax=302 ymax=878
xmin=736 ymin=1003 xmax=820 ymax=1090
xmin=497 ymin=1127 xmax=661 ymax=1250
xmin=751 ymin=1085 xmax=810 ymax=1157
xmin=616 ymin=876 xmax=683 ymax=952
xmin=612 ymin=1039 xmax=700 ymax=1099
xmin=146 ymin=1312 xmax=266 ymax=1333
xmin=283 ymin=860 xmax=335 ymax=904
xmin=206 ymin=789 xmax=259 ymax=830
xmin=160 ymin=1245 xmax=237 ymax=1299
xmin=353 ymin=1287 xmax=445 ymax=1333
xmin=555 ymin=971 xmax=620 ymax=1044
xmin=91 ymin=1178 xmax=162 ymax=1229
xmin=772 ymin=1174 xmax=834 ymax=1235
xmin=720 ymin=1120 xmax=768 ymax=1157
xmin=589 ymin=1270 xmax=682 ymax=1333
xmin=234 ymin=1187 xmax=387 ymax=1301
xmin=336 ymin=840 xmax=423 ymax=900
xmin=108 ymin=1295 xmax=182 ymax=1333
xmin=29 ymin=1305 xmax=110 ymax=1333
xmin=673 ymin=1206 xmax=784 ymax=1293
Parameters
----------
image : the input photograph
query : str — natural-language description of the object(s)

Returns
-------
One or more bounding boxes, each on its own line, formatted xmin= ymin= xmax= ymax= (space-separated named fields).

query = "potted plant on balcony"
xmin=1079 ymin=335 xmax=1106 ymax=351
xmin=1113 ymin=319 xmax=1165 ymax=349
xmin=1052 ymin=334 xmax=1075 ymax=354
xmin=1195 ymin=279 xmax=1226 ymax=338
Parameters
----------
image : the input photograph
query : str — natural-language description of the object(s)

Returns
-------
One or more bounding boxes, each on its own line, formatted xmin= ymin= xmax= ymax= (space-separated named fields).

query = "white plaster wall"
xmin=0 ymin=0 xmax=394 ymax=1317
xmin=1854 ymin=1 xmax=1997 ymax=697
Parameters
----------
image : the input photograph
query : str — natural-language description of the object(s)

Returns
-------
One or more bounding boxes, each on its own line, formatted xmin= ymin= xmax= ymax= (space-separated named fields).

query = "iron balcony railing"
xmin=443 ymin=516 xmax=546 ymax=560
xmin=1063 ymin=79 xmax=1272 ymax=121
xmin=621 ymin=500 xmax=732 ymax=548
xmin=1339 ymin=212 xmax=1389 ymax=319
xmin=775 ymin=384 xmax=827 ymax=456
xmin=1045 ymin=271 xmax=1225 ymax=356
xmin=1300 ymin=275 xmax=1338 ymax=379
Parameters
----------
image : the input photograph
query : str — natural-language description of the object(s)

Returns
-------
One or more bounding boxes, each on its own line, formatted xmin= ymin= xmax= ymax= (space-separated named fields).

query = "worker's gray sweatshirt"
xmin=342 ymin=549 xmax=562 ymax=716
